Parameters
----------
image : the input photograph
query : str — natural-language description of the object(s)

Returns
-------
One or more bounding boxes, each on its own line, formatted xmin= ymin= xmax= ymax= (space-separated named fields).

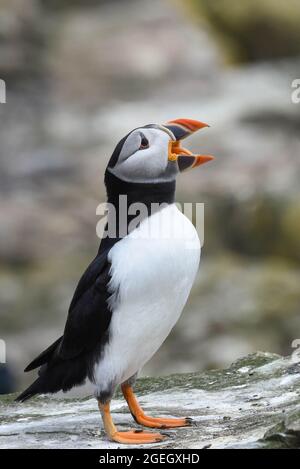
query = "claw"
xmin=185 ymin=417 xmax=194 ymax=426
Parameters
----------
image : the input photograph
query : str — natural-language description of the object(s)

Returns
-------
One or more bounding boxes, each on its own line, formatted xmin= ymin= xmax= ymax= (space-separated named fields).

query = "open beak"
xmin=163 ymin=118 xmax=214 ymax=172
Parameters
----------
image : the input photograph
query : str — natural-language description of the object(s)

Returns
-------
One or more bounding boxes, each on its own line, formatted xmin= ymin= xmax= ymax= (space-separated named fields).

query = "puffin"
xmin=16 ymin=118 xmax=214 ymax=444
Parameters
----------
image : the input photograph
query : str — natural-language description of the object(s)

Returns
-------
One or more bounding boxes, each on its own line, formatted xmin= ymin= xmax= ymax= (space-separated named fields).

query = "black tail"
xmin=16 ymin=337 xmax=63 ymax=402
xmin=16 ymin=340 xmax=91 ymax=403
xmin=15 ymin=377 xmax=43 ymax=402
xmin=24 ymin=337 xmax=63 ymax=372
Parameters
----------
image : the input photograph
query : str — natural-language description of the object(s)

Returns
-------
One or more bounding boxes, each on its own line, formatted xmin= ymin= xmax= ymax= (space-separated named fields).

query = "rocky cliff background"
xmin=0 ymin=0 xmax=300 ymax=393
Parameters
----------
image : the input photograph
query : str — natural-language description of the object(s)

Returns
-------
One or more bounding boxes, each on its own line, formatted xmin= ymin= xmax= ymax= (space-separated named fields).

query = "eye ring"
xmin=139 ymin=133 xmax=149 ymax=150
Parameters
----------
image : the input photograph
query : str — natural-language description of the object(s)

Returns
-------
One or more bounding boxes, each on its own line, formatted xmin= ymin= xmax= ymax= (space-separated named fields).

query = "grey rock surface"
xmin=1 ymin=352 xmax=300 ymax=449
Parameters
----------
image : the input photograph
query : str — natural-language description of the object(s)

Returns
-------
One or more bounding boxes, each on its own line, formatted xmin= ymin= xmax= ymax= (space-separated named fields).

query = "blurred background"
xmin=0 ymin=0 xmax=300 ymax=395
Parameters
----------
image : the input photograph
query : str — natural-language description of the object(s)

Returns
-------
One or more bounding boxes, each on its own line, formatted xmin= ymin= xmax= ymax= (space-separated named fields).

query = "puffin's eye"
xmin=139 ymin=134 xmax=149 ymax=150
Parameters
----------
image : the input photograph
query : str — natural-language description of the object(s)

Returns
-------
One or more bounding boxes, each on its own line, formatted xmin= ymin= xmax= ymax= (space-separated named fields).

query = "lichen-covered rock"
xmin=258 ymin=409 xmax=300 ymax=449
xmin=1 ymin=352 xmax=300 ymax=448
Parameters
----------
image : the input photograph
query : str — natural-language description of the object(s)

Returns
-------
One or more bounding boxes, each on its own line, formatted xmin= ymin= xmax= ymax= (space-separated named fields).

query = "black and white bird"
xmin=17 ymin=119 xmax=214 ymax=444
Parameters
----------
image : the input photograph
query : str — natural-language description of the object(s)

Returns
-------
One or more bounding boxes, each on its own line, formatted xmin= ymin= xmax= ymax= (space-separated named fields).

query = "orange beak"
xmin=164 ymin=118 xmax=214 ymax=172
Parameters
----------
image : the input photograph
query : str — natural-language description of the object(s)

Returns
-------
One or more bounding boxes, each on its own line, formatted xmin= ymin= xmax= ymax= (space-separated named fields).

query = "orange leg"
xmin=98 ymin=400 xmax=164 ymax=444
xmin=121 ymin=383 xmax=193 ymax=429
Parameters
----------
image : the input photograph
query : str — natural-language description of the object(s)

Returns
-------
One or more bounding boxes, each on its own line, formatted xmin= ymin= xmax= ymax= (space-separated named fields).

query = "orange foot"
xmin=132 ymin=415 xmax=193 ymax=429
xmin=98 ymin=401 xmax=165 ymax=445
xmin=111 ymin=429 xmax=164 ymax=444
xmin=121 ymin=383 xmax=193 ymax=429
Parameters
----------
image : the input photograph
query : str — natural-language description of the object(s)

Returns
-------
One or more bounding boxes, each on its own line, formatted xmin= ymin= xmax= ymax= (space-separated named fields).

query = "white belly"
xmin=93 ymin=204 xmax=200 ymax=393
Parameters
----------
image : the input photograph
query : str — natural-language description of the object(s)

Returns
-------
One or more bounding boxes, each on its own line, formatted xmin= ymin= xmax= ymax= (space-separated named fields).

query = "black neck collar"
xmin=98 ymin=171 xmax=176 ymax=253
xmin=105 ymin=170 xmax=176 ymax=206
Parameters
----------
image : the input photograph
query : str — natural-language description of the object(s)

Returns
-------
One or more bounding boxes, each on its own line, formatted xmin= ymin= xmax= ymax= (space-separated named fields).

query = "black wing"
xmin=59 ymin=249 xmax=113 ymax=359
xmin=17 ymin=248 xmax=114 ymax=401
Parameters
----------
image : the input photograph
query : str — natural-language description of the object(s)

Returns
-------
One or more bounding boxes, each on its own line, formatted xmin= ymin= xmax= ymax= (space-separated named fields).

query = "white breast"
xmin=93 ymin=204 xmax=200 ymax=394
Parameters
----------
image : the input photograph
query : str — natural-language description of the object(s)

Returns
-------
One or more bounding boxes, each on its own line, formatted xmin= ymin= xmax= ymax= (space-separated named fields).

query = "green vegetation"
xmin=185 ymin=0 xmax=300 ymax=62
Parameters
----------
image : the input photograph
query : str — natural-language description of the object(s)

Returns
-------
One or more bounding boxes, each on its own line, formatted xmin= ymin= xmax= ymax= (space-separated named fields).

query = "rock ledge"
xmin=1 ymin=352 xmax=300 ymax=449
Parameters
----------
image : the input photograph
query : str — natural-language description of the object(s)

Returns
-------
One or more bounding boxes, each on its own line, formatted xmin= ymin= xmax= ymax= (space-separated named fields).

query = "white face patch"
xmin=108 ymin=128 xmax=178 ymax=184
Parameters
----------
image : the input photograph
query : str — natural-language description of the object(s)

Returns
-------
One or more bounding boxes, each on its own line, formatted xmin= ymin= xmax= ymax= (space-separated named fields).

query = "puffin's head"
xmin=106 ymin=118 xmax=214 ymax=184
